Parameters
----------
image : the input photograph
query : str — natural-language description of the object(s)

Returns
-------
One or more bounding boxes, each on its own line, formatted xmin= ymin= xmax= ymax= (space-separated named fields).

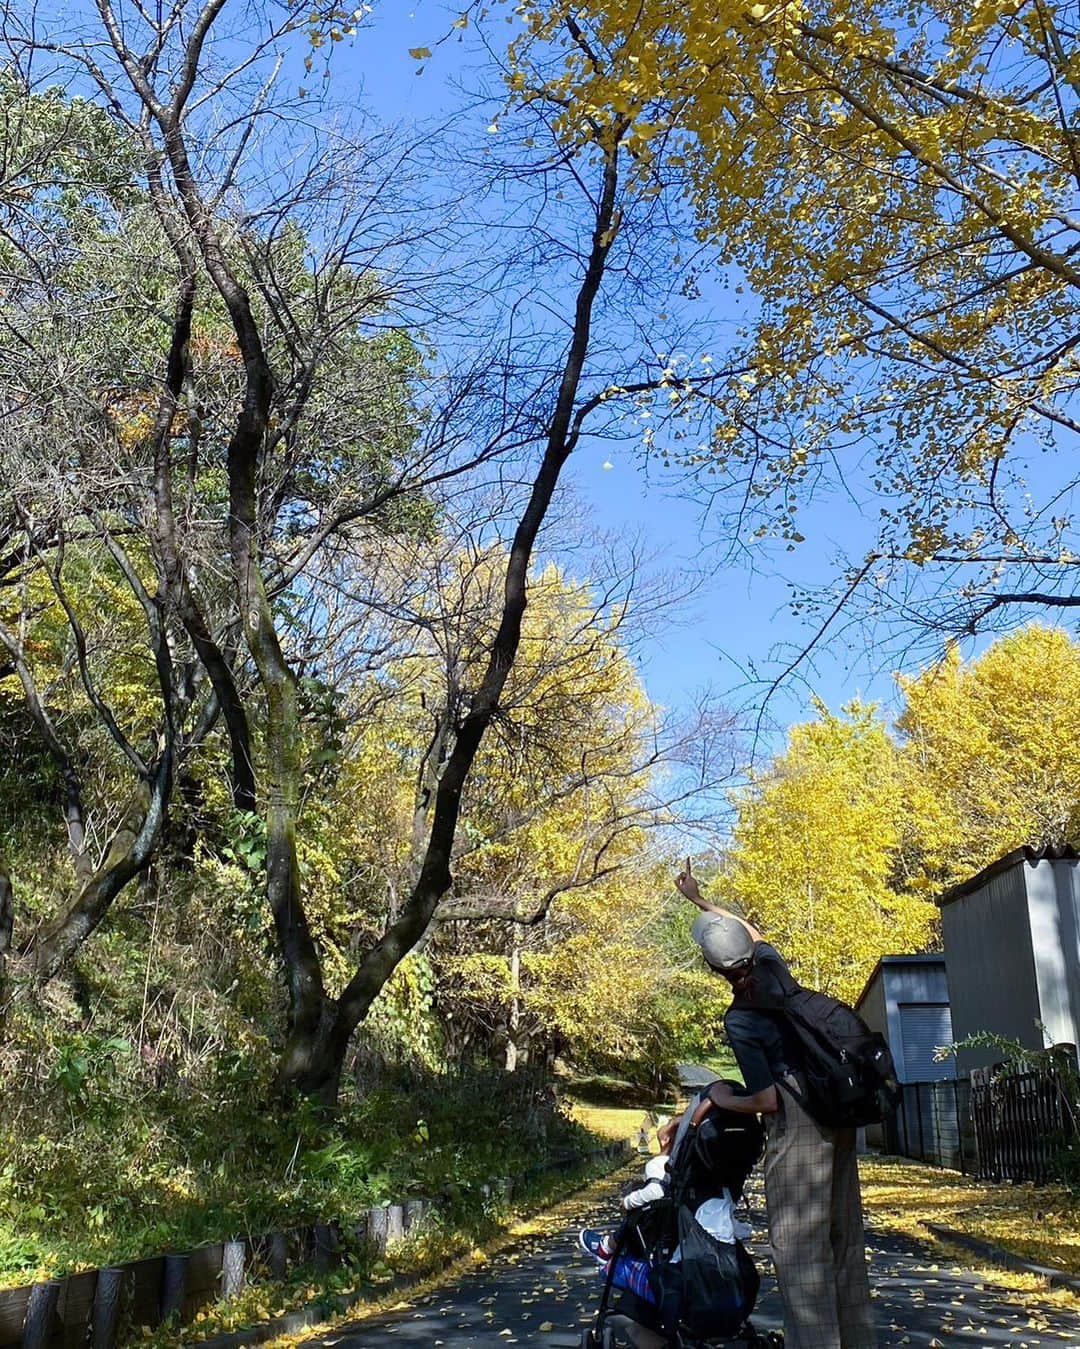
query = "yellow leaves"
xmin=509 ymin=0 xmax=1078 ymax=498
xmin=898 ymin=625 xmax=1080 ymax=889
xmin=408 ymin=47 xmax=433 ymax=60
xmin=629 ymin=119 xmax=666 ymax=141
xmin=861 ymin=1156 xmax=1080 ymax=1287
xmin=728 ymin=625 xmax=1080 ymax=1005
xmin=724 ymin=702 xmax=934 ymax=1001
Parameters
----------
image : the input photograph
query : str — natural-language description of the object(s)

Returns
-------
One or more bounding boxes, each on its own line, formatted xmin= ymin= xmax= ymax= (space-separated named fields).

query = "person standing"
xmin=661 ymin=864 xmax=878 ymax=1349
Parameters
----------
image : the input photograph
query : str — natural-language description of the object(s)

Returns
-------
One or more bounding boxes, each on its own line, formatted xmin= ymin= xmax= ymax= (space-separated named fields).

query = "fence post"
xmin=900 ymin=1086 xmax=909 ymax=1155
xmin=91 ymin=1267 xmax=126 ymax=1348
xmin=956 ymin=1079 xmax=966 ymax=1175
xmin=916 ymin=1082 xmax=925 ymax=1160
xmin=23 ymin=1279 xmax=61 ymax=1349
xmin=269 ymin=1232 xmax=289 ymax=1280
xmin=312 ymin=1223 xmax=337 ymax=1272
xmin=221 ymin=1240 xmax=246 ymax=1298
xmin=369 ymin=1207 xmax=389 ymax=1253
xmin=160 ymin=1253 xmax=188 ymax=1322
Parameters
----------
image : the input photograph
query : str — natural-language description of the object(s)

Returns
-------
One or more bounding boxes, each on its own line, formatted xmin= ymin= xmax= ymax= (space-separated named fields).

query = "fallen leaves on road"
xmin=860 ymin=1156 xmax=1080 ymax=1310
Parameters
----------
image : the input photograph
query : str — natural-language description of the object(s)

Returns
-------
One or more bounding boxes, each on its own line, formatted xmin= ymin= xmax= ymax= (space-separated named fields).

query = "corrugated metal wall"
xmin=1025 ymin=859 xmax=1080 ymax=1052
xmin=942 ymin=866 xmax=1041 ymax=1074
xmin=896 ymin=1003 xmax=953 ymax=1080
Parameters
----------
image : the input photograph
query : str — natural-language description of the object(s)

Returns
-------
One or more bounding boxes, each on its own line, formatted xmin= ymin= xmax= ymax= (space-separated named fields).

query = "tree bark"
xmin=274 ymin=997 xmax=349 ymax=1106
xmin=0 ymin=863 xmax=12 ymax=1028
xmin=0 ymin=866 xmax=11 ymax=957
xmin=505 ymin=945 xmax=521 ymax=1073
xmin=148 ymin=276 xmax=257 ymax=815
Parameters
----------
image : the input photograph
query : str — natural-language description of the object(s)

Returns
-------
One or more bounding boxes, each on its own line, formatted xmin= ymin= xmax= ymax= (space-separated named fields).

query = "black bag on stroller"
xmin=655 ymin=1206 xmax=760 ymax=1340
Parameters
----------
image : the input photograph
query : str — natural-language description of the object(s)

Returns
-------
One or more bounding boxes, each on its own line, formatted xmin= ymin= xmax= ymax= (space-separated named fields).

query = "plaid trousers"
xmin=763 ymin=1080 xmax=878 ymax=1349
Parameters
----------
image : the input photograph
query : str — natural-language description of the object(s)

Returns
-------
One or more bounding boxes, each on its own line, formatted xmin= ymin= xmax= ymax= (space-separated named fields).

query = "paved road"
xmin=676 ymin=1065 xmax=718 ymax=1092
xmin=303 ymin=1174 xmax=1080 ymax=1349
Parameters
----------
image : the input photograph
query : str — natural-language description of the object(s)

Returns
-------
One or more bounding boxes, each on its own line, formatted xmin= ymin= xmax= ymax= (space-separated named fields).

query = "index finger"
xmin=685 ymin=856 xmax=692 ymax=875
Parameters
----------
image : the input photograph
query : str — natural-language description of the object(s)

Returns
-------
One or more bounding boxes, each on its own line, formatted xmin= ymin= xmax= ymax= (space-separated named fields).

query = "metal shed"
xmin=854 ymin=954 xmax=959 ymax=1160
xmin=937 ymin=843 xmax=1080 ymax=1075
xmin=854 ymin=954 xmax=955 ymax=1083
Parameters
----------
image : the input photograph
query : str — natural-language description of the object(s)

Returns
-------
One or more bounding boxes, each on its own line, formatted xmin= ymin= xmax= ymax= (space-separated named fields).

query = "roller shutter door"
xmin=897 ymin=1002 xmax=954 ymax=1081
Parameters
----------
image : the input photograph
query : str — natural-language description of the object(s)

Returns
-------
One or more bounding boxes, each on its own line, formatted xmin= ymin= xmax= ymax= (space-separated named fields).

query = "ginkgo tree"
xmin=506 ymin=0 xmax=1080 ymax=636
xmin=719 ymin=702 xmax=935 ymax=1002
xmin=899 ymin=624 xmax=1080 ymax=891
xmin=722 ymin=625 xmax=1080 ymax=1001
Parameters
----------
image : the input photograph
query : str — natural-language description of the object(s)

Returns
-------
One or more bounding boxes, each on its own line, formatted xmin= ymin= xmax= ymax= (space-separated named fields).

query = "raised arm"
xmin=675 ymin=860 xmax=764 ymax=943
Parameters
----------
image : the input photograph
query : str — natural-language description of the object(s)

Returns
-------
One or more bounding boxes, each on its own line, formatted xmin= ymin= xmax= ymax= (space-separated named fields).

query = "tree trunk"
xmin=505 ymin=945 xmax=521 ymax=1073
xmin=315 ymin=126 xmax=629 ymax=1102
xmin=273 ymin=997 xmax=348 ymax=1105
xmin=0 ymin=865 xmax=11 ymax=957
xmin=149 ymin=275 xmax=258 ymax=817
xmin=0 ymin=864 xmax=12 ymax=1030
xmin=30 ymin=761 xmax=171 ymax=980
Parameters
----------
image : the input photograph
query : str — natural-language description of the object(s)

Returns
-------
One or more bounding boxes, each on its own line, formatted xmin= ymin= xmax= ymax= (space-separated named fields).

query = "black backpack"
xmin=731 ymin=954 xmax=902 ymax=1129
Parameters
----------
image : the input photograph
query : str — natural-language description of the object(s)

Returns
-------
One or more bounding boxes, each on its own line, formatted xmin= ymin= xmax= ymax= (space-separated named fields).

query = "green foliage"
xmin=0 ymin=980 xmax=586 ymax=1286
xmin=52 ymin=1033 xmax=132 ymax=1098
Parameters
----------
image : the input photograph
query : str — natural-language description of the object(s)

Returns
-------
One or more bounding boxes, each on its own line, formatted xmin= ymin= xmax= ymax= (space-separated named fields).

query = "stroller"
xmin=580 ymin=1088 xmax=783 ymax=1349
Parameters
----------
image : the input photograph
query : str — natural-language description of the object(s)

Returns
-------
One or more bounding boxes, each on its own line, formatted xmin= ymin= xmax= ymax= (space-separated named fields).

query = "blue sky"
xmin=324 ymin=4 xmax=1024 ymax=752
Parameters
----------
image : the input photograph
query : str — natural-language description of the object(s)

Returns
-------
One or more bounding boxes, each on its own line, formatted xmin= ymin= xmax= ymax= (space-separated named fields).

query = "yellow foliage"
xmin=722 ymin=702 xmax=935 ymax=1002
xmin=860 ymin=1155 xmax=1080 ymax=1289
xmin=898 ymin=625 xmax=1080 ymax=889
xmin=505 ymin=0 xmax=1080 ymax=550
xmin=286 ymin=554 xmax=663 ymax=1037
xmin=723 ymin=626 xmax=1080 ymax=1002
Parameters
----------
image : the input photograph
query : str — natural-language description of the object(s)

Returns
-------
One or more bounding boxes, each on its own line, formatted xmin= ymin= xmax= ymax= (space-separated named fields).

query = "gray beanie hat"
xmin=691 ymin=913 xmax=755 ymax=971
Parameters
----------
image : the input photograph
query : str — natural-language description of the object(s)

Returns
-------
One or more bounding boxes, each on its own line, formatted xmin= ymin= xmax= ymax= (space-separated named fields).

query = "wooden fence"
xmin=0 ymin=1141 xmax=629 ymax=1348
xmin=970 ymin=1049 xmax=1078 ymax=1184
xmin=883 ymin=1047 xmax=1079 ymax=1185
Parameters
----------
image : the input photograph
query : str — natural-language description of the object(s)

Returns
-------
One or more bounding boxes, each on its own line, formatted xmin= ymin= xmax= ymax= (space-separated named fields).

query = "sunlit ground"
xmin=860 ymin=1155 xmax=1080 ymax=1283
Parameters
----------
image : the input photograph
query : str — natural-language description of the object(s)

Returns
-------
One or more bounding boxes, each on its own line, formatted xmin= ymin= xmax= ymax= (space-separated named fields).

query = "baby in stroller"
xmin=578 ymin=1085 xmax=784 ymax=1349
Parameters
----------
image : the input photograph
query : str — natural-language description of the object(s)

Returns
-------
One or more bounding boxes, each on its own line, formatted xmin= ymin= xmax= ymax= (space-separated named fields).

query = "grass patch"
xmin=568 ymin=1091 xmax=689 ymax=1153
xmin=860 ymin=1155 xmax=1080 ymax=1292
xmin=699 ymin=1048 xmax=743 ymax=1083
